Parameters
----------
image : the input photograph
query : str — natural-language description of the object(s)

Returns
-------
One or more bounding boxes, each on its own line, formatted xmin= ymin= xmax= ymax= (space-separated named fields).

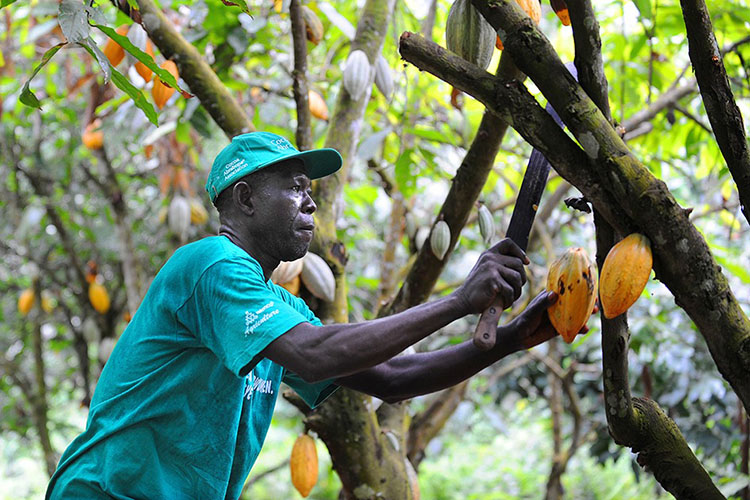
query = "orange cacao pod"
xmin=550 ymin=0 xmax=571 ymax=26
xmin=546 ymin=247 xmax=597 ymax=343
xmin=599 ymin=233 xmax=653 ymax=319
xmin=89 ymin=281 xmax=111 ymax=314
xmin=152 ymin=60 xmax=179 ymax=110
xmin=280 ymin=275 xmax=301 ymax=296
xmin=290 ymin=434 xmax=318 ymax=497
xmin=135 ymin=39 xmax=155 ymax=82
xmin=18 ymin=288 xmax=35 ymax=316
xmin=103 ymin=25 xmax=129 ymax=67
xmin=308 ymin=89 xmax=328 ymax=120
xmin=82 ymin=120 xmax=104 ymax=150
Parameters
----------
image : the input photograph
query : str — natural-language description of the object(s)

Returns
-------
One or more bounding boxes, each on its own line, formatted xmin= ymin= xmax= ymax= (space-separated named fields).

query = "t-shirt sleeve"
xmin=177 ymin=258 xmax=311 ymax=377
xmin=282 ymin=370 xmax=338 ymax=409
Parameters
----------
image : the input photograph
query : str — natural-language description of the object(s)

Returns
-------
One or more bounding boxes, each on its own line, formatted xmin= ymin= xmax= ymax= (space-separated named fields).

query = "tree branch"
xmin=289 ymin=0 xmax=313 ymax=151
xmin=680 ymin=0 xmax=750 ymax=225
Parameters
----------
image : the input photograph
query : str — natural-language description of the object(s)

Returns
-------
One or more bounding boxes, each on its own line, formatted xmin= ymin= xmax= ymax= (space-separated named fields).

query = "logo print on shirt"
xmin=244 ymin=301 xmax=279 ymax=336
xmin=244 ymin=372 xmax=273 ymax=400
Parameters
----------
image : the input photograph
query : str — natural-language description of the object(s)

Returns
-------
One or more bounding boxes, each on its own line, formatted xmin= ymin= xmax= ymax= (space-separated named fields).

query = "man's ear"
xmin=232 ymin=181 xmax=254 ymax=216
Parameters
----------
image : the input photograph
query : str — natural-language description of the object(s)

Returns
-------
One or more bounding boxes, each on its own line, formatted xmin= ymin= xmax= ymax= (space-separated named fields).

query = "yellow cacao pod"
xmin=102 ymin=25 xmax=129 ymax=67
xmin=89 ymin=281 xmax=111 ymax=314
xmin=290 ymin=434 xmax=318 ymax=497
xmin=82 ymin=120 xmax=104 ymax=150
xmin=280 ymin=275 xmax=301 ymax=296
xmin=18 ymin=288 xmax=35 ymax=316
xmin=308 ymin=89 xmax=329 ymax=121
xmin=152 ymin=60 xmax=179 ymax=110
xmin=546 ymin=247 xmax=597 ymax=343
xmin=189 ymin=198 xmax=209 ymax=225
xmin=301 ymin=6 xmax=323 ymax=45
xmin=430 ymin=220 xmax=451 ymax=261
xmin=599 ymin=233 xmax=653 ymax=319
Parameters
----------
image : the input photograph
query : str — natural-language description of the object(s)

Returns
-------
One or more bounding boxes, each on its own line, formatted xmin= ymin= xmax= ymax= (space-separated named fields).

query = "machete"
xmin=472 ymin=64 xmax=574 ymax=350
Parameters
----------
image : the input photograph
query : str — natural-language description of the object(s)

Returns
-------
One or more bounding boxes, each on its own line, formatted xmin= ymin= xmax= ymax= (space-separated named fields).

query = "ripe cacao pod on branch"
xmin=550 ymin=0 xmax=571 ymax=26
xmin=546 ymin=247 xmax=597 ymax=343
xmin=152 ymin=60 xmax=179 ymax=110
xmin=102 ymin=25 xmax=129 ymax=67
xmin=599 ymin=233 xmax=653 ymax=319
xmin=307 ymin=89 xmax=328 ymax=120
xmin=301 ymin=252 xmax=335 ymax=302
xmin=446 ymin=0 xmax=495 ymax=70
xmin=290 ymin=433 xmax=318 ymax=497
xmin=18 ymin=288 xmax=35 ymax=316
xmin=478 ymin=203 xmax=494 ymax=244
xmin=89 ymin=281 xmax=111 ymax=314
xmin=82 ymin=120 xmax=104 ymax=150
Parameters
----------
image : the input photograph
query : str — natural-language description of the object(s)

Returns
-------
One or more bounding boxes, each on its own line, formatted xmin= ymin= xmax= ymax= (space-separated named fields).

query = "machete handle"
xmin=473 ymin=297 xmax=503 ymax=350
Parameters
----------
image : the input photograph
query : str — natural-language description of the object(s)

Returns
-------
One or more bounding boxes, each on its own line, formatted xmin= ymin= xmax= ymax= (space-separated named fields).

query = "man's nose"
xmin=302 ymin=191 xmax=316 ymax=214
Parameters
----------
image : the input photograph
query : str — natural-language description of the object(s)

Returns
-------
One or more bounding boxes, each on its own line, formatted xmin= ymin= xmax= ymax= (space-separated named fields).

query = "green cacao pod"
xmin=445 ymin=0 xmax=496 ymax=70
xmin=343 ymin=49 xmax=372 ymax=101
xmin=374 ymin=54 xmax=394 ymax=99
xmin=430 ymin=220 xmax=451 ymax=261
xmin=168 ymin=195 xmax=191 ymax=240
xmin=477 ymin=203 xmax=494 ymax=244
xmin=301 ymin=252 xmax=336 ymax=302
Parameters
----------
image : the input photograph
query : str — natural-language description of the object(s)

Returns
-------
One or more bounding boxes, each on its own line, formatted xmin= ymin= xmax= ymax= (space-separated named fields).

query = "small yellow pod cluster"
xmin=599 ymin=233 xmax=653 ymax=319
xmin=290 ymin=434 xmax=318 ymax=498
xmin=546 ymin=247 xmax=597 ymax=343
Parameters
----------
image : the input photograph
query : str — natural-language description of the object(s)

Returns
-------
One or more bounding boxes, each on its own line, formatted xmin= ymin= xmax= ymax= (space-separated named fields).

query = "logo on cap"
xmin=272 ymin=138 xmax=291 ymax=151
xmin=223 ymin=158 xmax=248 ymax=180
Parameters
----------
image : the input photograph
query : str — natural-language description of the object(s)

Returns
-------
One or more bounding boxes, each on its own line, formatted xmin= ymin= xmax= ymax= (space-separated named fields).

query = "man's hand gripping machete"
xmin=472 ymin=64 xmax=576 ymax=350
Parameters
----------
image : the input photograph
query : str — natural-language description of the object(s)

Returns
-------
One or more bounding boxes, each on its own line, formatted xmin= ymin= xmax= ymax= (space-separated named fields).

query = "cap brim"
xmin=287 ymin=148 xmax=342 ymax=180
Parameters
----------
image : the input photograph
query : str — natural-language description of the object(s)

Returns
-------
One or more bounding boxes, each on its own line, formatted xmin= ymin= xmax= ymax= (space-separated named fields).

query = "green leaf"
xmin=394 ymin=148 xmax=417 ymax=198
xmin=58 ymin=0 xmax=90 ymax=43
xmin=220 ymin=0 xmax=251 ymax=16
xmin=94 ymin=24 xmax=186 ymax=94
xmin=404 ymin=126 xmax=453 ymax=144
xmin=81 ymin=37 xmax=111 ymax=84
xmin=79 ymin=39 xmax=159 ymax=125
xmin=631 ymin=0 xmax=652 ymax=21
xmin=19 ymin=43 xmax=66 ymax=109
xmin=125 ymin=0 xmax=139 ymax=11
xmin=1 ymin=0 xmax=19 ymax=8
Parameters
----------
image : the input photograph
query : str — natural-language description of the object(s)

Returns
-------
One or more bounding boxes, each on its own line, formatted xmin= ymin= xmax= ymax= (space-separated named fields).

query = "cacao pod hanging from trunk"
xmin=546 ymin=247 xmax=597 ymax=343
xmin=599 ymin=233 xmax=653 ymax=319
xmin=290 ymin=433 xmax=318 ymax=497
xmin=342 ymin=49 xmax=372 ymax=101
xmin=430 ymin=220 xmax=451 ymax=261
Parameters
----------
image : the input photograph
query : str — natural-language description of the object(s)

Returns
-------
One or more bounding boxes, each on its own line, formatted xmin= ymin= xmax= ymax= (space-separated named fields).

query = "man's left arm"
xmin=336 ymin=291 xmax=568 ymax=403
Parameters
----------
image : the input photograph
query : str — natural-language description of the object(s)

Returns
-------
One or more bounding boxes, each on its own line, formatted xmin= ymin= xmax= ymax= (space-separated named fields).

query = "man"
xmin=47 ymin=132 xmax=567 ymax=499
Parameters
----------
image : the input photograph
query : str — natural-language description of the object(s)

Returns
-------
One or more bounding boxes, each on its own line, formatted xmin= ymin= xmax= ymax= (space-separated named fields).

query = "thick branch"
xmin=131 ymin=0 xmax=253 ymax=137
xmin=680 ymin=0 xmax=750 ymax=225
xmin=460 ymin=0 xmax=750 ymax=419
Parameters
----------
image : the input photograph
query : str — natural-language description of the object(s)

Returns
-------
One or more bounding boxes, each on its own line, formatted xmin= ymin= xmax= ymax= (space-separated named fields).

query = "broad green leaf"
xmin=394 ymin=148 xmax=417 ymax=198
xmin=81 ymin=37 xmax=111 ymax=85
xmin=58 ymin=0 xmax=90 ymax=43
xmin=1 ymin=0 xmax=19 ymax=8
xmin=404 ymin=126 xmax=453 ymax=144
xmin=79 ymin=40 xmax=159 ymax=125
xmin=631 ymin=0 xmax=652 ymax=21
xmin=94 ymin=24 xmax=186 ymax=94
xmin=20 ymin=43 xmax=65 ymax=109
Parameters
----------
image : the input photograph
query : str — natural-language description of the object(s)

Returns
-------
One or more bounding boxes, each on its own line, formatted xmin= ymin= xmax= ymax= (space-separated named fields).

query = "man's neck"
xmin=218 ymin=226 xmax=279 ymax=281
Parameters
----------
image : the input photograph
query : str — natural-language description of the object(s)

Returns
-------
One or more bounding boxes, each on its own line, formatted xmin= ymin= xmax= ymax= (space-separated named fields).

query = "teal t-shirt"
xmin=46 ymin=236 xmax=337 ymax=499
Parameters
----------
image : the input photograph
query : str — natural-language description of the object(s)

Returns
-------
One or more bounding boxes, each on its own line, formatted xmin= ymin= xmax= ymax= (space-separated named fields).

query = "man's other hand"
xmin=454 ymin=238 xmax=528 ymax=315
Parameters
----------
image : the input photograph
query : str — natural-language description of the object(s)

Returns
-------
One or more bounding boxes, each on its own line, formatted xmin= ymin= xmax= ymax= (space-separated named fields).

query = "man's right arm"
xmin=258 ymin=238 xmax=528 ymax=382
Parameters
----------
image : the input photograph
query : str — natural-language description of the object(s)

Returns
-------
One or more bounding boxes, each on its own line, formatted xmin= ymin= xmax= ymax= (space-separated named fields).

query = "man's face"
xmin=248 ymin=159 xmax=317 ymax=262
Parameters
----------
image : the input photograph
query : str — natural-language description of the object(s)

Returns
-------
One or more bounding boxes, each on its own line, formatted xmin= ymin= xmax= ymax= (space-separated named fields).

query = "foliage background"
xmin=0 ymin=0 xmax=748 ymax=498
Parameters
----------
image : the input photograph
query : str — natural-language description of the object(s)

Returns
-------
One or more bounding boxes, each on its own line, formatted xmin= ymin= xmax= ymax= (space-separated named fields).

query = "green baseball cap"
xmin=205 ymin=132 xmax=343 ymax=203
